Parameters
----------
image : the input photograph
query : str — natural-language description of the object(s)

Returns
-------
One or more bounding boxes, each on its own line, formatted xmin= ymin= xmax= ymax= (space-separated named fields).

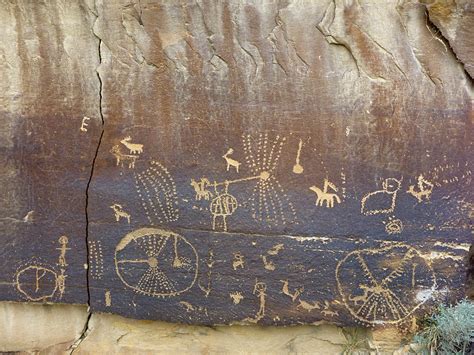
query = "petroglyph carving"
xmin=110 ymin=204 xmax=131 ymax=224
xmin=384 ymin=217 xmax=403 ymax=235
xmin=15 ymin=263 xmax=59 ymax=302
xmin=232 ymin=252 xmax=245 ymax=270
xmin=190 ymin=178 xmax=213 ymax=201
xmin=336 ymin=244 xmax=436 ymax=325
xmin=292 ymin=139 xmax=304 ymax=174
xmin=57 ymin=269 xmax=66 ymax=298
xmin=110 ymin=145 xmax=138 ymax=169
xmin=89 ymin=240 xmax=104 ymax=280
xmin=222 ymin=148 xmax=240 ymax=173
xmin=309 ymin=179 xmax=341 ymax=208
xmin=244 ymin=281 xmax=267 ymax=323
xmin=120 ymin=136 xmax=143 ymax=154
xmin=361 ymin=178 xmax=401 ymax=215
xmin=407 ymin=175 xmax=433 ymax=202
xmin=210 ymin=183 xmax=238 ymax=232
xmin=281 ymin=280 xmax=304 ymax=302
xmin=230 ymin=291 xmax=244 ymax=304
xmin=267 ymin=243 xmax=284 ymax=255
xmin=321 ymin=301 xmax=339 ymax=317
xmin=261 ymin=255 xmax=276 ymax=271
xmin=243 ymin=133 xmax=297 ymax=226
xmin=105 ymin=290 xmax=112 ymax=307
xmin=135 ymin=161 xmax=179 ymax=224
xmin=260 ymin=244 xmax=284 ymax=271
xmin=80 ymin=116 xmax=90 ymax=132
xmin=115 ymin=228 xmax=198 ymax=297
xmin=297 ymin=300 xmax=321 ymax=312
xmin=179 ymin=301 xmax=195 ymax=312
xmin=56 ymin=236 xmax=70 ymax=267
xmin=198 ymin=250 xmax=215 ymax=297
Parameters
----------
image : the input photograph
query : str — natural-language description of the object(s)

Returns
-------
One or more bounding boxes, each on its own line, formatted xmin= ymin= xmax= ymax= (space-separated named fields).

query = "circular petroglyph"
xmin=115 ymin=228 xmax=198 ymax=297
xmin=336 ymin=244 xmax=436 ymax=325
xmin=15 ymin=262 xmax=58 ymax=302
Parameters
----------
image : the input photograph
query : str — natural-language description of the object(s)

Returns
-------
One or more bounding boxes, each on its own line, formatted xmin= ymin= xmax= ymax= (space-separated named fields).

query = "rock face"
xmin=0 ymin=0 xmax=472 ymax=330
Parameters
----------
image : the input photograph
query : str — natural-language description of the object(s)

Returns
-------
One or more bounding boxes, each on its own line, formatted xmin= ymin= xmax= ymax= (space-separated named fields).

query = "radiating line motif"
xmin=115 ymin=228 xmax=198 ymax=297
xmin=243 ymin=133 xmax=297 ymax=226
xmin=134 ymin=160 xmax=179 ymax=224
xmin=336 ymin=244 xmax=436 ymax=325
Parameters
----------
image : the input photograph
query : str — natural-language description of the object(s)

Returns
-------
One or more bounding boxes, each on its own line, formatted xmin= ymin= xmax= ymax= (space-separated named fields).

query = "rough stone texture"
xmin=0 ymin=303 xmax=411 ymax=354
xmin=0 ymin=303 xmax=88 ymax=352
xmin=0 ymin=0 xmax=101 ymax=304
xmin=423 ymin=0 xmax=474 ymax=79
xmin=87 ymin=0 xmax=472 ymax=326
xmin=0 ymin=0 xmax=472 ymax=332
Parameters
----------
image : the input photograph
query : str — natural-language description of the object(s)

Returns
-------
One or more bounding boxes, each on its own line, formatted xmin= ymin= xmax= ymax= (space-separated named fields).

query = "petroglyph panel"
xmin=0 ymin=0 xmax=472 ymax=327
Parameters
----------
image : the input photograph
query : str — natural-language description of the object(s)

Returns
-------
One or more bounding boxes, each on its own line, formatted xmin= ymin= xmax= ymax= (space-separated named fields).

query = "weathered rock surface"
xmin=0 ymin=0 xmax=101 ymax=305
xmin=0 ymin=0 xmax=472 ymax=330
xmin=0 ymin=303 xmax=88 ymax=352
xmin=423 ymin=0 xmax=474 ymax=79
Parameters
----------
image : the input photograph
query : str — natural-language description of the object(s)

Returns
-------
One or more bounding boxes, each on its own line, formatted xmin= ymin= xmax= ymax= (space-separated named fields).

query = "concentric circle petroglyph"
xmin=115 ymin=228 xmax=198 ymax=297
xmin=336 ymin=244 xmax=436 ymax=325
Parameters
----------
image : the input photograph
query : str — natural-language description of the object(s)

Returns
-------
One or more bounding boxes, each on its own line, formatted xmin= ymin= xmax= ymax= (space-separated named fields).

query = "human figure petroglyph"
xmin=281 ymin=280 xmax=304 ymax=302
xmin=210 ymin=182 xmax=238 ymax=232
xmin=309 ymin=179 xmax=341 ymax=208
xmin=190 ymin=178 xmax=213 ymax=201
xmin=245 ymin=281 xmax=267 ymax=323
xmin=222 ymin=148 xmax=241 ymax=173
xmin=407 ymin=175 xmax=434 ymax=203
xmin=361 ymin=178 xmax=401 ymax=215
xmin=110 ymin=145 xmax=138 ymax=169
xmin=120 ymin=136 xmax=143 ymax=154
xmin=57 ymin=236 xmax=70 ymax=267
xmin=110 ymin=204 xmax=131 ymax=224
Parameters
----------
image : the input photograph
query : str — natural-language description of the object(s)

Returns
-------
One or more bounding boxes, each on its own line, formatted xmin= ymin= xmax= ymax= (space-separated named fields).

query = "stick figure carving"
xmin=309 ymin=179 xmax=341 ymax=208
xmin=361 ymin=178 xmax=401 ymax=215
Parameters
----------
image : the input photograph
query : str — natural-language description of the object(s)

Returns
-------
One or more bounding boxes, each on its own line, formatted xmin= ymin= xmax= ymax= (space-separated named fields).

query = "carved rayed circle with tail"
xmin=336 ymin=244 xmax=436 ymax=325
xmin=115 ymin=228 xmax=198 ymax=297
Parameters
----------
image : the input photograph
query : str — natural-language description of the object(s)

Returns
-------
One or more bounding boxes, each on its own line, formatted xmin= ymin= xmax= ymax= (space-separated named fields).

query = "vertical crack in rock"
xmin=70 ymin=2 xmax=105 ymax=352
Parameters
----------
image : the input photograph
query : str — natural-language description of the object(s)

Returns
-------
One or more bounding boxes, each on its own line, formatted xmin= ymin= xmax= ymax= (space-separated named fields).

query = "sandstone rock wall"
xmin=0 ymin=0 xmax=472 ymax=347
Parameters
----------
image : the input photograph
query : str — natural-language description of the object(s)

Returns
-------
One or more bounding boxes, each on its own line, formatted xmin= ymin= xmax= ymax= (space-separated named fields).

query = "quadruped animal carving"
xmin=110 ymin=204 xmax=131 ymax=224
xmin=309 ymin=179 xmax=341 ymax=208
xmin=361 ymin=178 xmax=402 ymax=215
xmin=120 ymin=136 xmax=144 ymax=154
xmin=222 ymin=148 xmax=241 ymax=173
